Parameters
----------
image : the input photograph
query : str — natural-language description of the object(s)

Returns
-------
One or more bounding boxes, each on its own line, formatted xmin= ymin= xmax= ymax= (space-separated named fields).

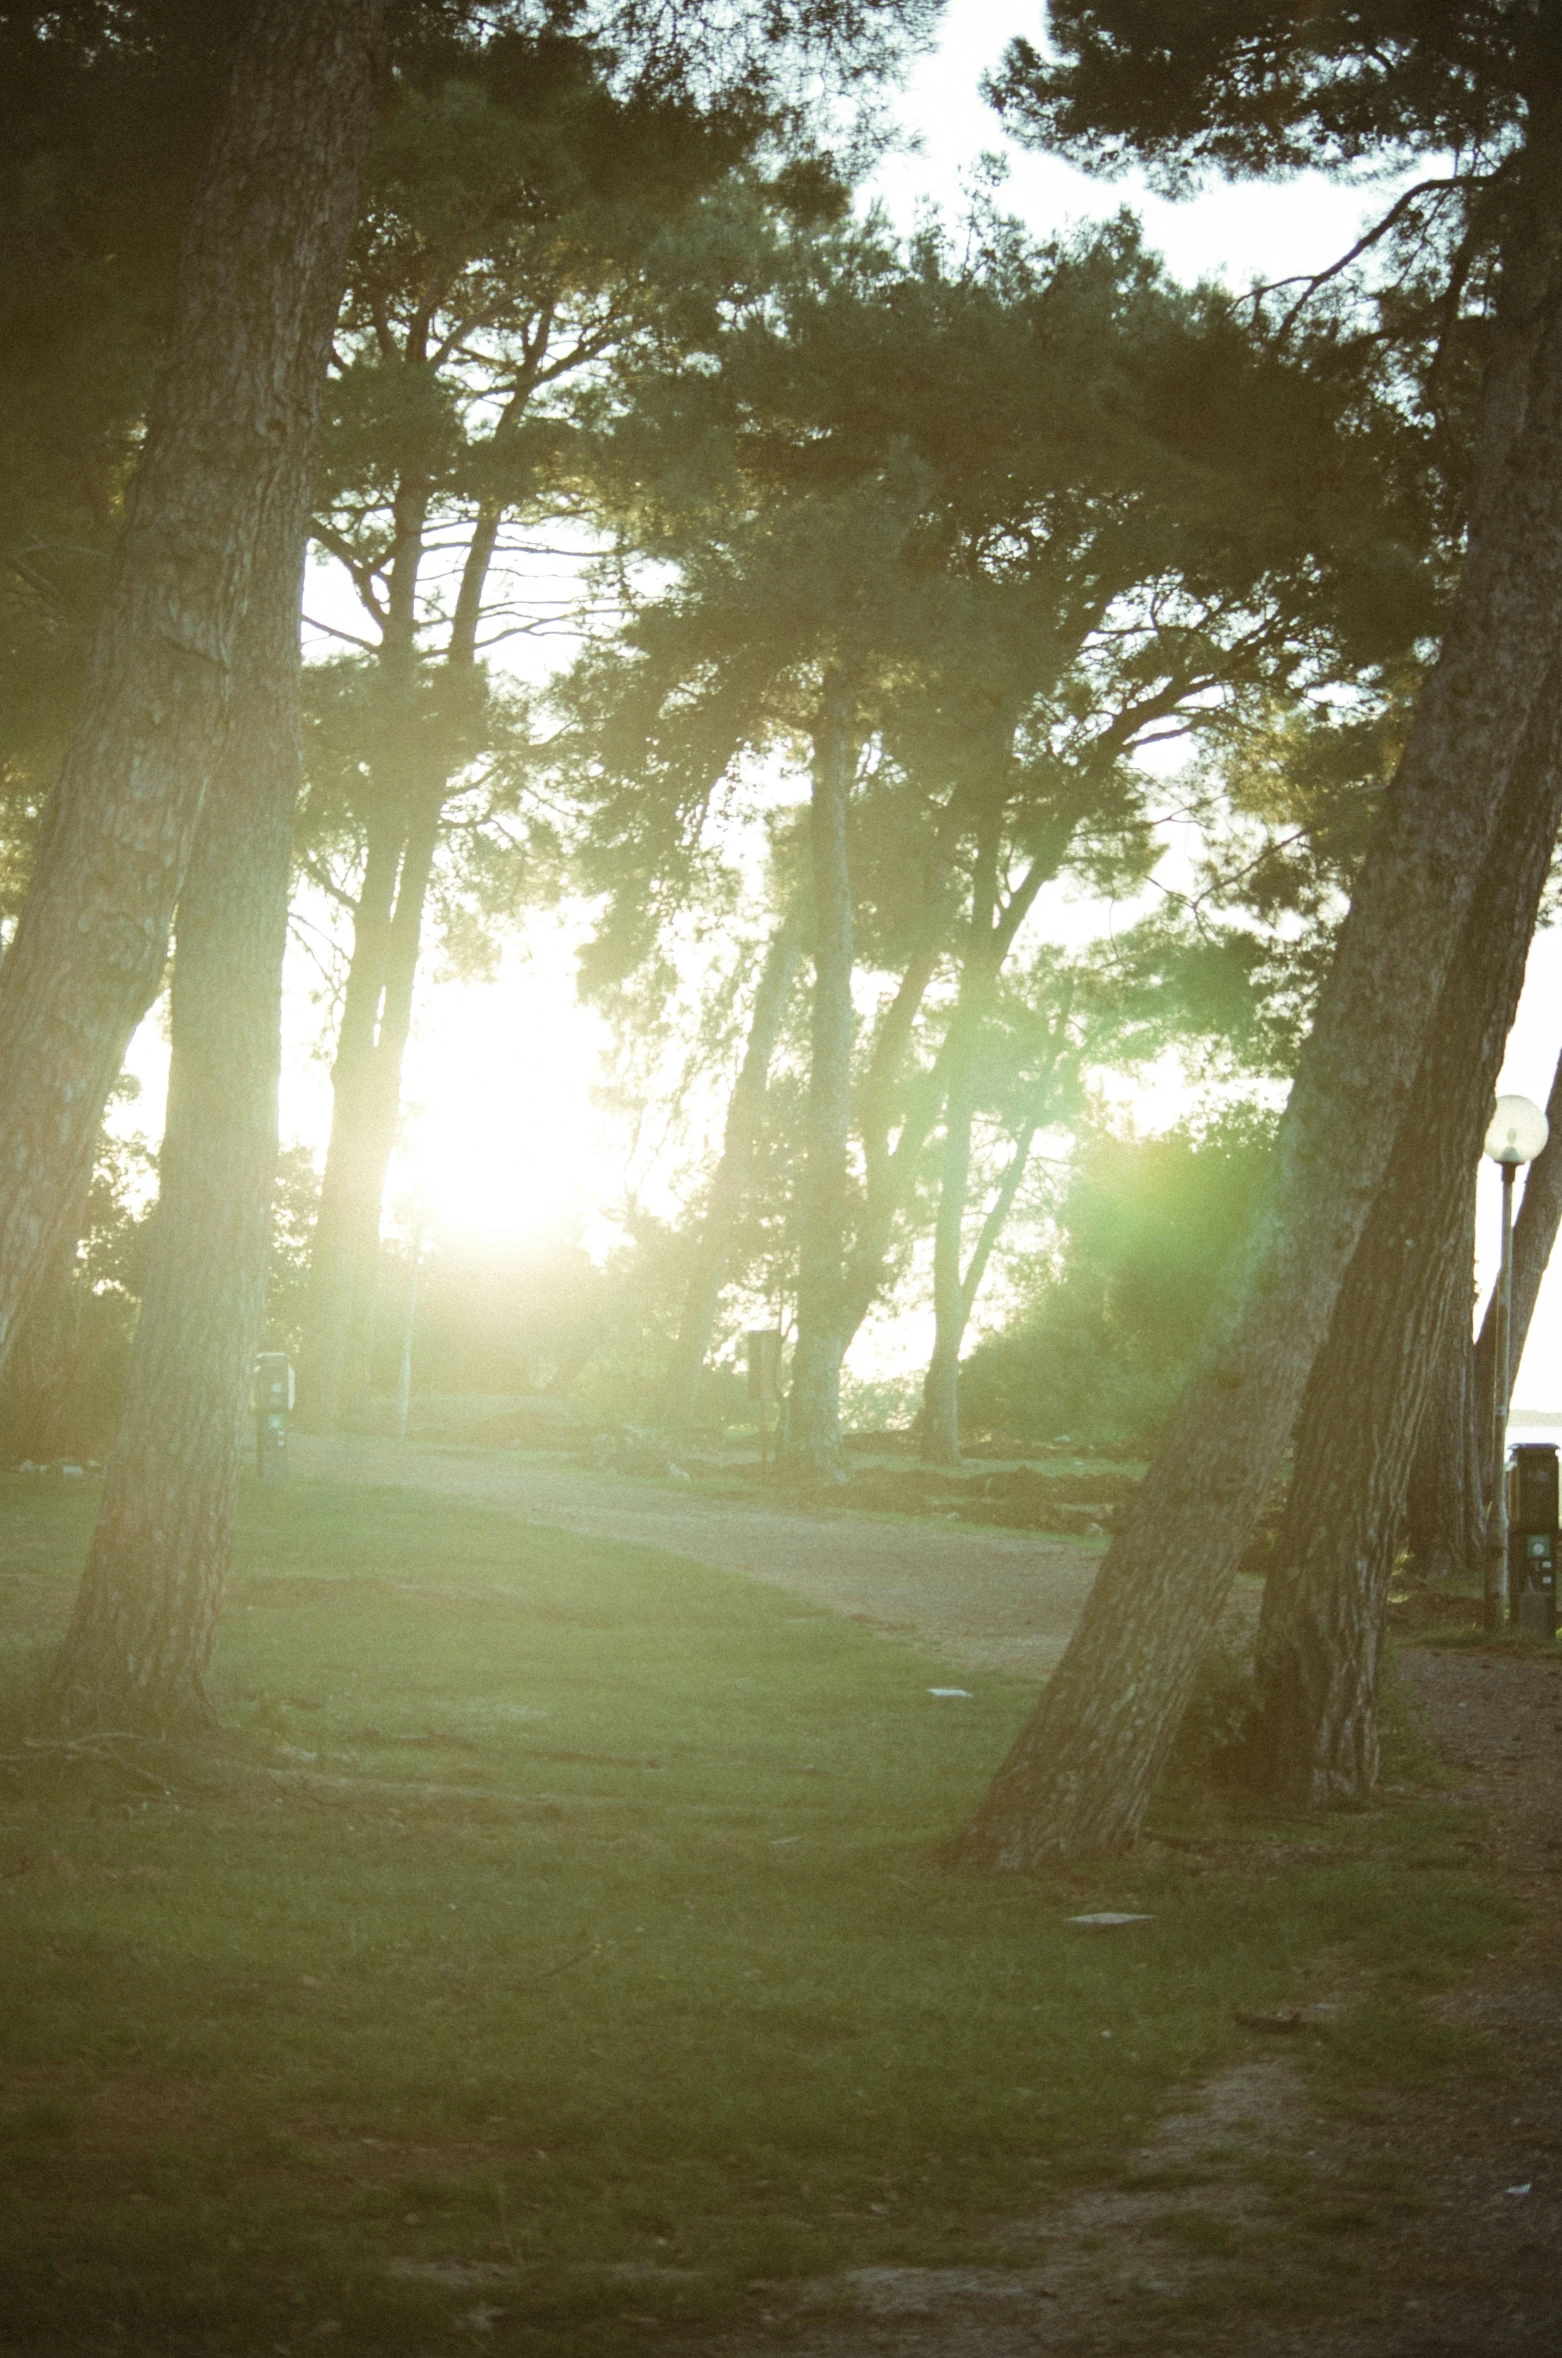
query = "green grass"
xmin=1404 ymin=1621 xmax=1562 ymax=1653
xmin=0 ymin=1472 xmax=1519 ymax=2355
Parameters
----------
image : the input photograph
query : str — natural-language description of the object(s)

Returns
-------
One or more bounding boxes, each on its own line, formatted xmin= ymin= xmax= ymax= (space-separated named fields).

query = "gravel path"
xmin=288 ymin=1434 xmax=1101 ymax=1683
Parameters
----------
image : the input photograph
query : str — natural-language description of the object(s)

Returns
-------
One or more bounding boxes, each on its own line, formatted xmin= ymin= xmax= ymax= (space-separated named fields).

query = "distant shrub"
xmin=959 ymin=1105 xmax=1276 ymax=1448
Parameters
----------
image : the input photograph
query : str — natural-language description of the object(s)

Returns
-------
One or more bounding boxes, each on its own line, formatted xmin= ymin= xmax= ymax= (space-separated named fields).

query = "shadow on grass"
xmin=0 ymin=1471 xmax=1517 ymax=2355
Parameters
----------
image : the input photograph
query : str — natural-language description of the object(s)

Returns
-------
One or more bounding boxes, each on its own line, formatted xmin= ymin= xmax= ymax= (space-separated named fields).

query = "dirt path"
xmin=289 ymin=1435 xmax=1101 ymax=1683
xmin=692 ymin=1646 xmax=1562 ymax=2358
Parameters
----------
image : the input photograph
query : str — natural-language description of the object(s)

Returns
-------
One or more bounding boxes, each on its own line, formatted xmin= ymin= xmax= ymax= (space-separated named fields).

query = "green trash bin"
xmin=1508 ymin=1443 xmax=1558 ymax=1638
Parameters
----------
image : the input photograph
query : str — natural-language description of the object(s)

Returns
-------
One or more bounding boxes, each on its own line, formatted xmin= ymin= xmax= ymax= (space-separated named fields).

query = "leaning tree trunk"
xmin=1471 ymin=1034 xmax=1562 ymax=1499
xmin=0 ymin=1222 xmax=86 ymax=1466
xmin=785 ymin=682 xmax=856 ymax=1477
xmin=950 ymin=173 xmax=1562 ymax=1867
xmin=43 ymin=474 xmax=318 ymax=1734
xmin=922 ymin=996 xmax=1068 ymax=1463
xmin=1250 ymin=705 xmax=1562 ymax=1806
xmin=922 ymin=1110 xmax=1041 ymax=1466
xmin=920 ymin=1128 xmax=977 ymax=1467
xmin=0 ymin=0 xmax=387 ymax=1379
xmin=1404 ymin=1180 xmax=1485 ymax=1581
xmin=663 ymin=907 xmax=806 ymax=1427
xmin=1410 ymin=1035 xmax=1562 ymax=1568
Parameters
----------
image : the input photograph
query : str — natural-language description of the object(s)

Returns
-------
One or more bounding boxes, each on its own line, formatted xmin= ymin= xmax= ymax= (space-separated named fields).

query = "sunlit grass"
xmin=0 ymin=1472 xmax=1518 ymax=2354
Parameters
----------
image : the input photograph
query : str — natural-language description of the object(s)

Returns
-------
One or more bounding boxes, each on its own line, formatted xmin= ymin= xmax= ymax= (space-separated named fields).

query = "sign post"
xmin=745 ymin=1329 xmax=782 ymax=1470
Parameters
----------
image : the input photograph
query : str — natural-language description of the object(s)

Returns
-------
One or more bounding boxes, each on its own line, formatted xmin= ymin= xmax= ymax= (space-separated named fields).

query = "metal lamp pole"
xmin=1486 ymin=1159 xmax=1517 ymax=1631
xmin=1483 ymin=1095 xmax=1550 ymax=1630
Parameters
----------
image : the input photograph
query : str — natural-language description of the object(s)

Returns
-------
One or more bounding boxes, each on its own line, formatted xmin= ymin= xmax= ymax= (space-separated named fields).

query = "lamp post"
xmin=1482 ymin=1093 xmax=1550 ymax=1629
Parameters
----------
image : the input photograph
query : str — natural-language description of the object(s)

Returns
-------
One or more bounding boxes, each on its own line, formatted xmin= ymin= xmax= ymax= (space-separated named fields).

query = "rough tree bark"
xmin=1250 ymin=690 xmax=1562 ymax=1806
xmin=662 ymin=907 xmax=806 ymax=1427
xmin=784 ymin=681 xmax=857 ymax=1476
xmin=0 ymin=1224 xmax=86 ymax=1465
xmin=951 ymin=171 xmax=1562 ymax=1867
xmin=43 ymin=510 xmax=316 ymax=1733
xmin=0 ymin=0 xmax=388 ymax=1378
xmin=1403 ymin=1180 xmax=1485 ymax=1580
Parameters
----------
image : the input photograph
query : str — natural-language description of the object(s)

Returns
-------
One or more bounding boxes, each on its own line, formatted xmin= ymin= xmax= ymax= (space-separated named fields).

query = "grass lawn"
xmin=0 ymin=1471 xmax=1518 ymax=2354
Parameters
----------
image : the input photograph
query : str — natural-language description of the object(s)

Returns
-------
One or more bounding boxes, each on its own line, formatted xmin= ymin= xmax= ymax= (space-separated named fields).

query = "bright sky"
xmin=120 ymin=0 xmax=1562 ymax=1406
xmin=873 ymin=0 xmax=1388 ymax=285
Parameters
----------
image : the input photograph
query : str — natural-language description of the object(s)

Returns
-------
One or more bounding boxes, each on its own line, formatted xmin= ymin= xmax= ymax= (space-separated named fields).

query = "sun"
xmin=389 ymin=943 xmax=613 ymax=1251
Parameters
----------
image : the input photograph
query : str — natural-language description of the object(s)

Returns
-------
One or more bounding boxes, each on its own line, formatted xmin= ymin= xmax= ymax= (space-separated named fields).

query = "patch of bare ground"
xmin=687 ymin=1648 xmax=1562 ymax=2358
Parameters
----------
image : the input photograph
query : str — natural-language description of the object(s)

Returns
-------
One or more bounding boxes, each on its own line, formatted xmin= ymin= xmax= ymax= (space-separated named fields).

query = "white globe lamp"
xmin=1485 ymin=1095 xmax=1549 ymax=1166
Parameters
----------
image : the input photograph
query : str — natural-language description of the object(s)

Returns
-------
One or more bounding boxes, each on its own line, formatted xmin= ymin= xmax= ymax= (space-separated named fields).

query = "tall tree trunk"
xmin=1250 ymin=722 xmax=1562 ymax=1806
xmin=917 ymin=819 xmax=1063 ymax=1467
xmin=929 ymin=996 xmax=1074 ymax=1464
xmin=785 ymin=682 xmax=856 ymax=1476
xmin=0 ymin=0 xmax=386 ymax=1377
xmin=922 ymin=1112 xmax=1041 ymax=1467
xmin=293 ymin=817 xmax=403 ymax=1426
xmin=42 ymin=470 xmax=316 ymax=1734
xmin=334 ymin=791 xmax=445 ymax=1419
xmin=1408 ymin=1037 xmax=1562 ymax=1570
xmin=922 ymin=1092 xmax=978 ymax=1468
xmin=853 ymin=826 xmax=963 ymax=1202
xmin=294 ymin=491 xmax=505 ymax=1427
xmin=1404 ymin=1181 xmax=1484 ymax=1580
xmin=1471 ymin=1036 xmax=1562 ymax=1497
xmin=0 ymin=1222 xmax=86 ymax=1465
xmin=838 ymin=810 xmax=1067 ymax=1358
xmin=950 ymin=171 xmax=1562 ymax=1867
xmin=663 ymin=907 xmax=806 ymax=1427
xmin=295 ymin=779 xmax=446 ymax=1426
xmin=920 ymin=807 xmax=1001 ymax=1467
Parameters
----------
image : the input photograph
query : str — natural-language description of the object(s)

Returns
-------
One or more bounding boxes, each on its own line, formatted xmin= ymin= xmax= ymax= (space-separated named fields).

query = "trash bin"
xmin=1508 ymin=1443 xmax=1558 ymax=1637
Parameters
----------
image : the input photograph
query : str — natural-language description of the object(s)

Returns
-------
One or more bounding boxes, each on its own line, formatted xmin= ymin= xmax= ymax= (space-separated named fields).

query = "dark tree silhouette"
xmin=955 ymin=4 xmax=1562 ymax=1861
xmin=0 ymin=0 xmax=388 ymax=1377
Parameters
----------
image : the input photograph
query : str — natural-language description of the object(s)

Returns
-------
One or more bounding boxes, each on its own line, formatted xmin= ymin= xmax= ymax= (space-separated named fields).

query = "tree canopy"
xmin=992 ymin=3 xmax=1547 ymax=185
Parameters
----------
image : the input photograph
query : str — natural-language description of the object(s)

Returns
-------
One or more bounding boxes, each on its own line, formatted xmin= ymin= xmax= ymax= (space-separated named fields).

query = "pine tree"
xmin=568 ymin=199 xmax=1434 ymax=1470
xmin=954 ymin=2 xmax=1562 ymax=1862
xmin=0 ymin=0 xmax=388 ymax=1376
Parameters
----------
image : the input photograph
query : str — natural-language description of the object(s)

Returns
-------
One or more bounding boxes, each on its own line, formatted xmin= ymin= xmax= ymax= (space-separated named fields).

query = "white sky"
xmin=120 ymin=0 xmax=1562 ymax=1407
xmin=873 ymin=0 xmax=1390 ymax=285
